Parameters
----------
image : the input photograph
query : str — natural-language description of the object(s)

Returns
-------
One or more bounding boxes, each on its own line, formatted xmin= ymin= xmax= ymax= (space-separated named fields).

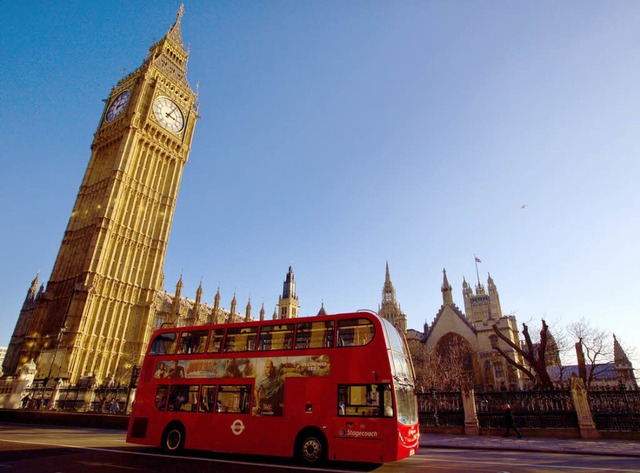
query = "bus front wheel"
xmin=161 ymin=423 xmax=185 ymax=453
xmin=295 ymin=429 xmax=327 ymax=466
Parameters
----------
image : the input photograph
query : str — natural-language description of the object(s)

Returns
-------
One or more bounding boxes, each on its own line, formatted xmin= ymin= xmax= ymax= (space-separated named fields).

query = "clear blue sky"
xmin=1 ymin=1 xmax=639 ymax=369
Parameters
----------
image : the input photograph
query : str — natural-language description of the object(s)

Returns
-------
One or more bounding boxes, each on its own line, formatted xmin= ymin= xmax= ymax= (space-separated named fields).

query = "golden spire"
xmin=166 ymin=4 xmax=186 ymax=49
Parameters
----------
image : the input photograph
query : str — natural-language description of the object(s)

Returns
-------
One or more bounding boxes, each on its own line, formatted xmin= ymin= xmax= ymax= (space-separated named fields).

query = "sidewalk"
xmin=420 ymin=433 xmax=640 ymax=457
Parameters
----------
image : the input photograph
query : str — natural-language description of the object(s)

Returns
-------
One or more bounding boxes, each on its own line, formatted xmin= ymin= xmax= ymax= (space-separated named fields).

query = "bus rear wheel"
xmin=161 ymin=423 xmax=185 ymax=453
xmin=295 ymin=430 xmax=327 ymax=466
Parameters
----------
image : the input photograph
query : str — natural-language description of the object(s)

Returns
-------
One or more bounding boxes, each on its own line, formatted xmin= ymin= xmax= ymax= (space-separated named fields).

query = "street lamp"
xmin=44 ymin=325 xmax=67 ymax=407
xmin=47 ymin=326 xmax=66 ymax=379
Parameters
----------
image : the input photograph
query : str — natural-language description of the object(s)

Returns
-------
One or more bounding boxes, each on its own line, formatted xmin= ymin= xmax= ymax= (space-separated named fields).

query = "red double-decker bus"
xmin=126 ymin=310 xmax=419 ymax=465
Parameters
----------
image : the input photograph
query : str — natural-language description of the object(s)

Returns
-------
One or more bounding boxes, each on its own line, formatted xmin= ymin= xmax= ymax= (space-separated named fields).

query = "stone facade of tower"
xmin=277 ymin=266 xmax=299 ymax=319
xmin=378 ymin=263 xmax=407 ymax=332
xmin=3 ymin=8 xmax=198 ymax=385
xmin=3 ymin=275 xmax=43 ymax=374
xmin=462 ymin=274 xmax=503 ymax=323
xmin=417 ymin=270 xmax=524 ymax=390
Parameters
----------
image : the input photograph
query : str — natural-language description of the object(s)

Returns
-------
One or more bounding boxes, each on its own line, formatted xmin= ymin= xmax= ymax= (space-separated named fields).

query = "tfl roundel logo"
xmin=231 ymin=419 xmax=245 ymax=436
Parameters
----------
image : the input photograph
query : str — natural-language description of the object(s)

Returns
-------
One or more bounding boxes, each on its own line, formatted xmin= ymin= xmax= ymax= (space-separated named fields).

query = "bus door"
xmin=198 ymin=384 xmax=252 ymax=451
xmin=331 ymin=384 xmax=393 ymax=462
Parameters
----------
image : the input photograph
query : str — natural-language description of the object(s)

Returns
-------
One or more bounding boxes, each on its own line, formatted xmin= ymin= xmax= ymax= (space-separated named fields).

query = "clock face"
xmin=153 ymin=96 xmax=184 ymax=132
xmin=105 ymin=90 xmax=131 ymax=122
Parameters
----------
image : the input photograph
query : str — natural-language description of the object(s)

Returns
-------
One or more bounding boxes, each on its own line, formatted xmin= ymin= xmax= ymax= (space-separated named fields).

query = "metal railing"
xmin=20 ymin=383 xmax=134 ymax=414
xmin=475 ymin=390 xmax=578 ymax=429
xmin=588 ymin=388 xmax=640 ymax=432
xmin=417 ymin=391 xmax=464 ymax=427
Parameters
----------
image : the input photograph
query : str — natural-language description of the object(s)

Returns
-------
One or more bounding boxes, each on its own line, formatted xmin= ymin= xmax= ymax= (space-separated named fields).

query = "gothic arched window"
xmin=436 ymin=333 xmax=474 ymax=385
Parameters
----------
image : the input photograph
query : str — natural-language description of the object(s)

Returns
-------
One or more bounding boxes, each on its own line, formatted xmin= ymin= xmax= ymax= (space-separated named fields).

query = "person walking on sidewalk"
xmin=502 ymin=403 xmax=522 ymax=438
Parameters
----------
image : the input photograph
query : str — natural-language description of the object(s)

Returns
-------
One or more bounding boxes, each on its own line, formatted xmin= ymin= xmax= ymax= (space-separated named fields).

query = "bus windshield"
xmin=381 ymin=318 xmax=414 ymax=383
xmin=395 ymin=384 xmax=418 ymax=426
xmin=380 ymin=318 xmax=418 ymax=426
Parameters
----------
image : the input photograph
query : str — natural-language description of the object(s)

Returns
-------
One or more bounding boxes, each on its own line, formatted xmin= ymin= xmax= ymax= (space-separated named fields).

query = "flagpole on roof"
xmin=474 ymin=254 xmax=481 ymax=286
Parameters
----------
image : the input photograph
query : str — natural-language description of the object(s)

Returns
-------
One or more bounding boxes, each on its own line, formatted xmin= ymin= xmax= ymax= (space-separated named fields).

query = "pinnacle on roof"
xmin=442 ymin=268 xmax=451 ymax=290
xmin=613 ymin=334 xmax=631 ymax=365
xmin=317 ymin=302 xmax=327 ymax=316
xmin=147 ymin=4 xmax=188 ymax=62
xmin=166 ymin=4 xmax=186 ymax=50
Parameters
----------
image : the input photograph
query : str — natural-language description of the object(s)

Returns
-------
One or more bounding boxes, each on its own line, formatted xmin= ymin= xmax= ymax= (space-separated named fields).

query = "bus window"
xmin=295 ymin=321 xmax=334 ymax=349
xmin=258 ymin=324 xmax=294 ymax=351
xmin=224 ymin=326 xmax=258 ymax=352
xmin=149 ymin=332 xmax=177 ymax=355
xmin=395 ymin=384 xmax=418 ymax=425
xmin=155 ymin=385 xmax=168 ymax=411
xmin=337 ymin=384 xmax=392 ymax=417
xmin=383 ymin=384 xmax=394 ymax=417
xmin=295 ymin=323 xmax=310 ymax=349
xmin=381 ymin=317 xmax=406 ymax=354
xmin=168 ymin=385 xmax=199 ymax=412
xmin=337 ymin=319 xmax=375 ymax=347
xmin=391 ymin=353 xmax=411 ymax=380
xmin=217 ymin=385 xmax=251 ymax=414
xmin=207 ymin=329 xmax=225 ymax=353
xmin=187 ymin=385 xmax=200 ymax=411
xmin=178 ymin=330 xmax=208 ymax=354
xmin=200 ymin=385 xmax=217 ymax=412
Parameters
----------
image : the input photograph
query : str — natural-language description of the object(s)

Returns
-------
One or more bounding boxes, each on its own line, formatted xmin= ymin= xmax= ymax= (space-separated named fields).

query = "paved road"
xmin=420 ymin=433 xmax=640 ymax=458
xmin=1 ymin=424 xmax=640 ymax=473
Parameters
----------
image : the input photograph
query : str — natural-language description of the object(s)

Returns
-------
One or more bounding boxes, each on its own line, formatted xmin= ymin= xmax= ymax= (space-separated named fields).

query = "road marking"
xmin=426 ymin=456 xmax=640 ymax=472
xmin=0 ymin=438 xmax=351 ymax=473
xmin=76 ymin=461 xmax=142 ymax=470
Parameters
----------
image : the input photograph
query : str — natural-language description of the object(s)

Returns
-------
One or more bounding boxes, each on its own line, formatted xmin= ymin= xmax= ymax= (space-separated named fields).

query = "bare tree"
xmin=567 ymin=319 xmax=613 ymax=389
xmin=492 ymin=319 xmax=554 ymax=389
xmin=408 ymin=337 xmax=474 ymax=392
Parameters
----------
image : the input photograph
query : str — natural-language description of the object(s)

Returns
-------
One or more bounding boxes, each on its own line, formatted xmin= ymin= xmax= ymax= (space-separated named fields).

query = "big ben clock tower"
xmin=4 ymin=6 xmax=199 ymax=384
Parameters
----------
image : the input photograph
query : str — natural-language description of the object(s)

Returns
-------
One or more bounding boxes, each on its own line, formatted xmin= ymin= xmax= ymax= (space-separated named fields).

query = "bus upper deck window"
xmin=295 ymin=323 xmax=311 ymax=349
xmin=296 ymin=321 xmax=334 ymax=349
xmin=337 ymin=319 xmax=375 ymax=347
xmin=258 ymin=324 xmax=294 ymax=351
xmin=178 ymin=330 xmax=208 ymax=354
xmin=207 ymin=329 xmax=225 ymax=353
xmin=150 ymin=332 xmax=177 ymax=355
xmin=224 ymin=326 xmax=258 ymax=353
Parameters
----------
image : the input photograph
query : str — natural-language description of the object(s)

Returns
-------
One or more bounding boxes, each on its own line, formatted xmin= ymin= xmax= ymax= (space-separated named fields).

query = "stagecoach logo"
xmin=231 ymin=419 xmax=245 ymax=436
xmin=338 ymin=428 xmax=378 ymax=438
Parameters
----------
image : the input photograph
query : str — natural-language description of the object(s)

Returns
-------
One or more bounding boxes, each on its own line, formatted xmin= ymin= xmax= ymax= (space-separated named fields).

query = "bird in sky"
xmin=520 ymin=204 xmax=528 ymax=209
